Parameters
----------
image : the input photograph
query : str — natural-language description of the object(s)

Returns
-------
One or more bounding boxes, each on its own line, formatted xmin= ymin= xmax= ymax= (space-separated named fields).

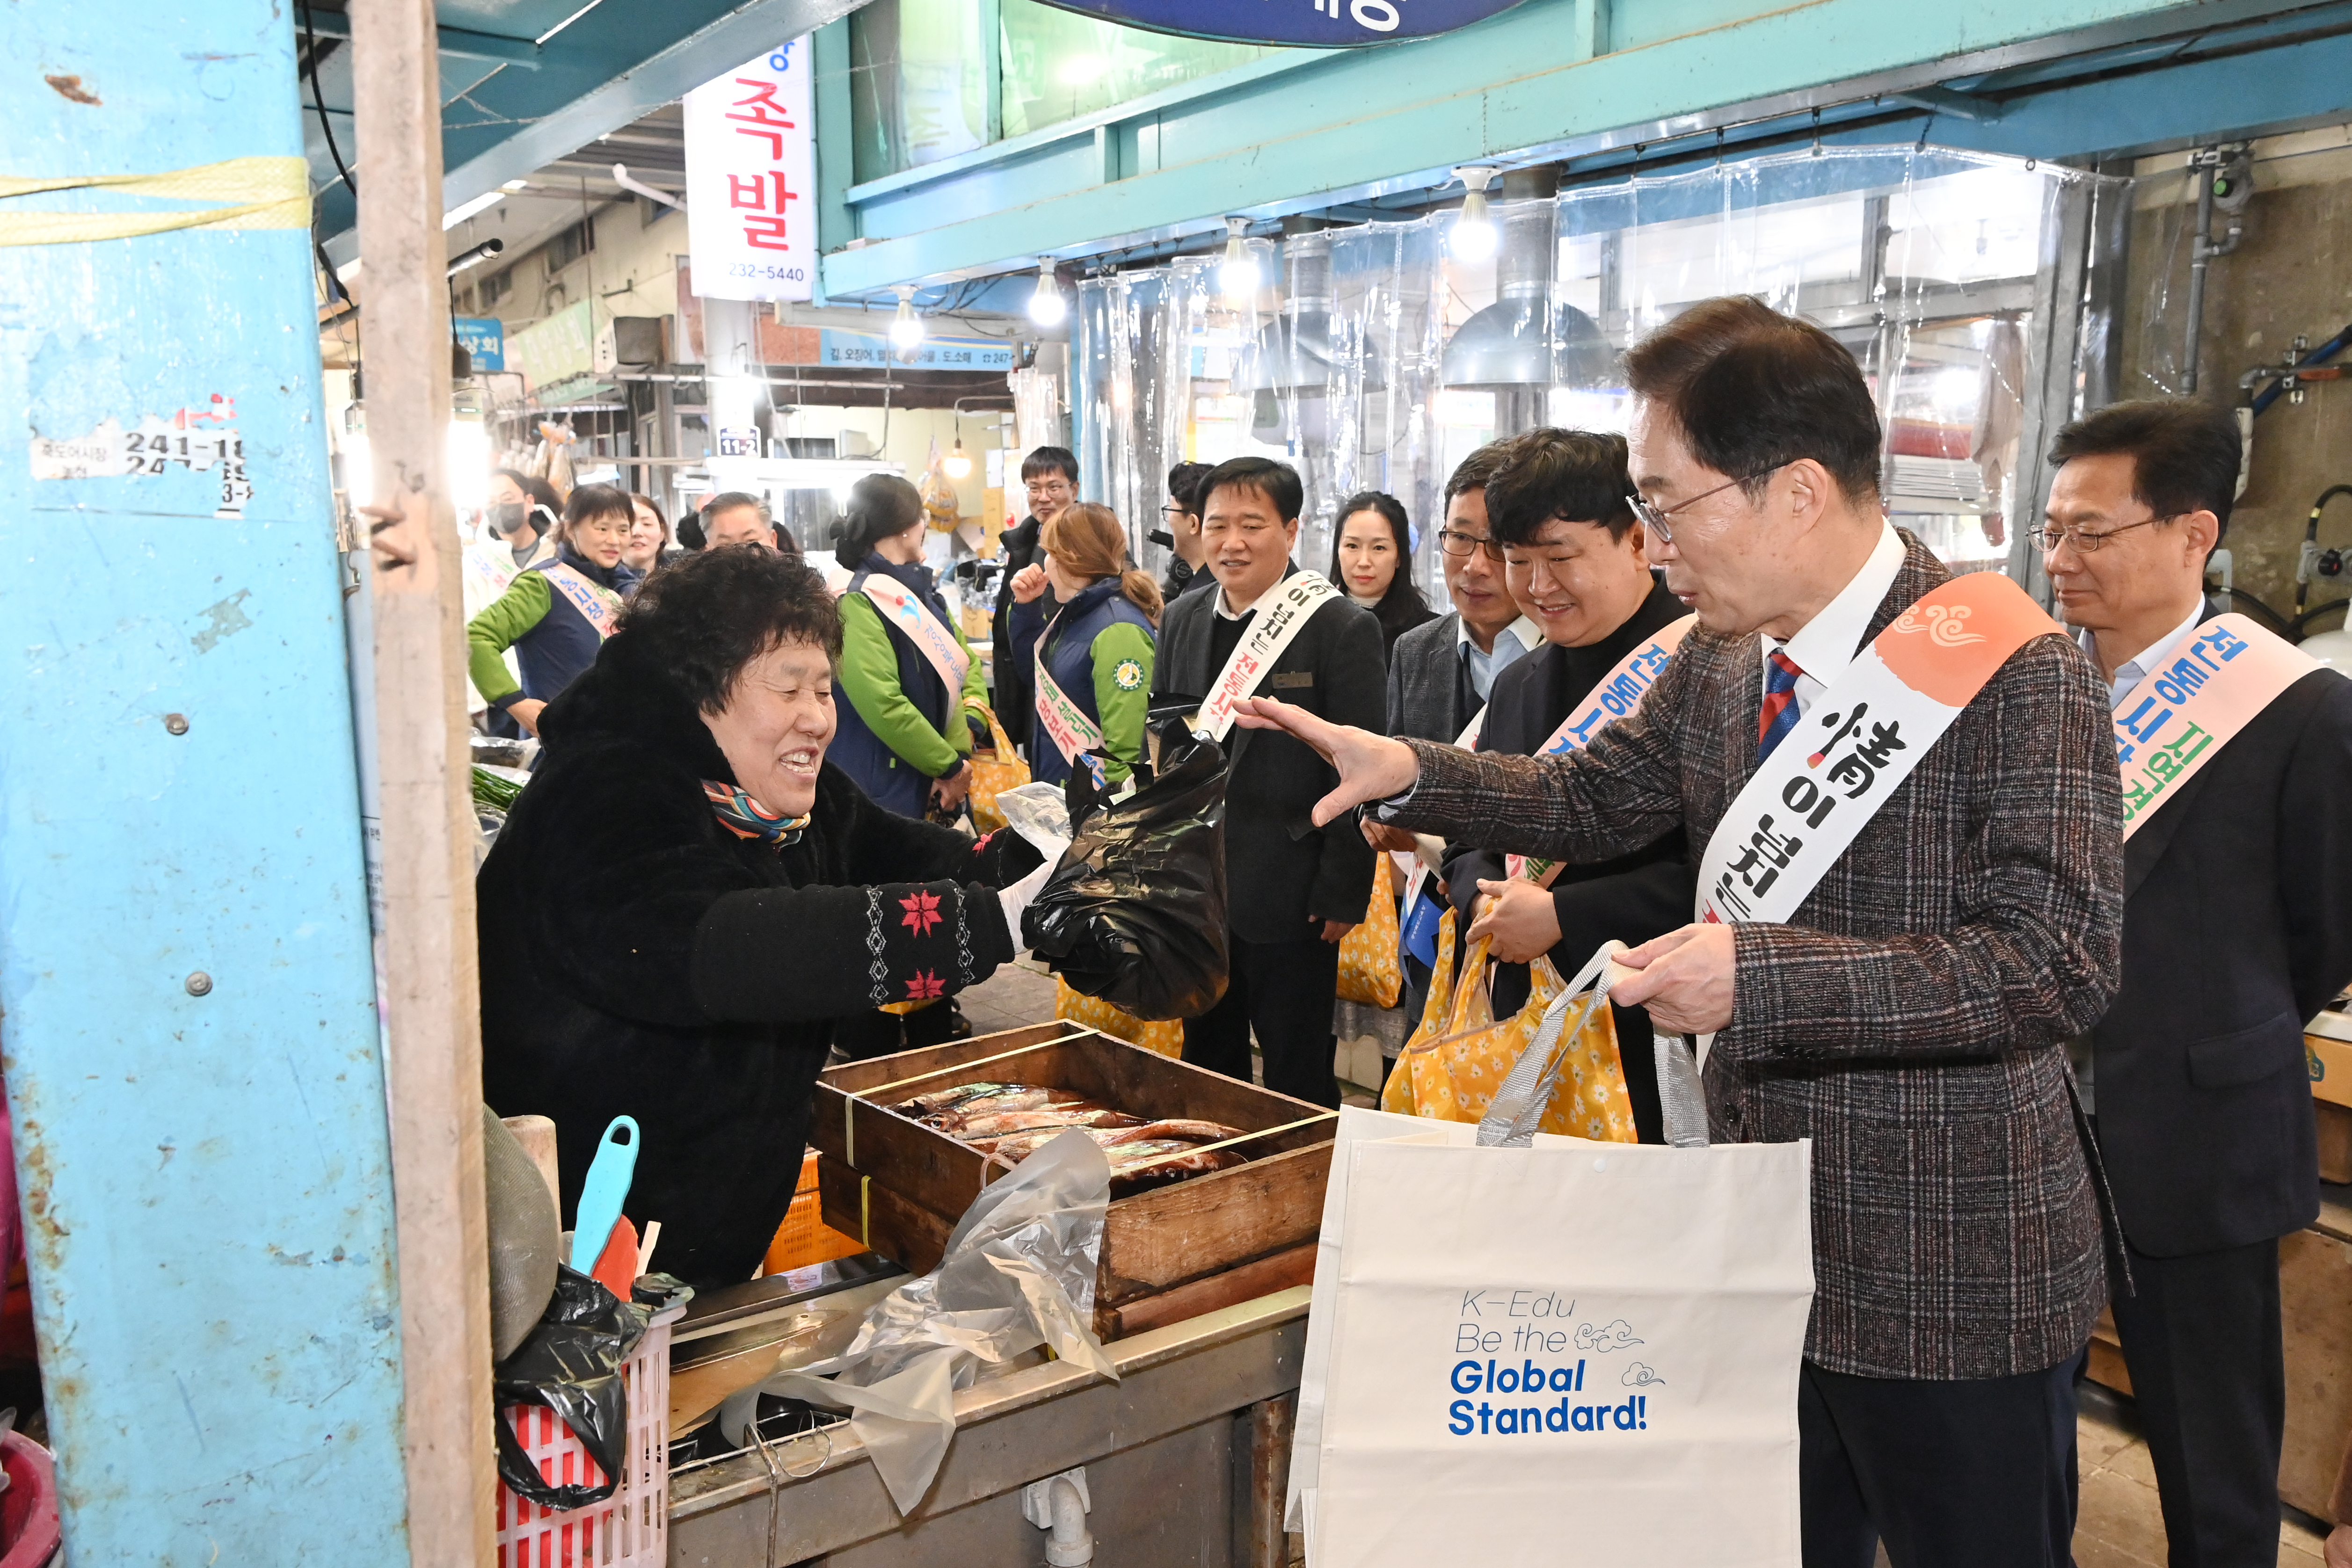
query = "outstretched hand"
xmin=1231 ymin=697 xmax=1420 ymax=826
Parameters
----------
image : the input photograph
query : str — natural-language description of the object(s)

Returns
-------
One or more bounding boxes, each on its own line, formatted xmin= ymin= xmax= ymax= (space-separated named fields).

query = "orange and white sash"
xmin=1192 ymin=571 xmax=1341 ymax=740
xmin=855 ymin=571 xmax=971 ymax=694
xmin=1697 ymin=572 xmax=2059 ymax=929
xmin=2111 ymin=614 xmax=2327 ymax=837
xmin=540 ymin=561 xmax=624 ymax=639
xmin=1690 ymin=572 xmax=2060 ymax=1067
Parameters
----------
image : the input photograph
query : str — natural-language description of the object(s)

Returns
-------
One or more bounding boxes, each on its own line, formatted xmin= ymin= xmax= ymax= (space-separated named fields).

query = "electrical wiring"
xmin=298 ymin=1 xmax=358 ymax=197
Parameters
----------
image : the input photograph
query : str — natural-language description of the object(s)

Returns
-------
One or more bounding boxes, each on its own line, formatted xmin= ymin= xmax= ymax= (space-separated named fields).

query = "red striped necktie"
xmin=1757 ymin=649 xmax=1804 ymax=762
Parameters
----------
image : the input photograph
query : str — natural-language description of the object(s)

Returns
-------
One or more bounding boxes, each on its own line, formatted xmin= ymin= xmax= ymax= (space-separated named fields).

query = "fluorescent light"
xmin=442 ymin=191 xmax=506 ymax=229
xmin=501 ymin=179 xmax=531 ymax=192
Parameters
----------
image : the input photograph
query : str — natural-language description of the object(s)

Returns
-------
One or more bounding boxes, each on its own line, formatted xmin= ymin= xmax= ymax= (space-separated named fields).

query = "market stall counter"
xmin=668 ymin=1280 xmax=1308 ymax=1566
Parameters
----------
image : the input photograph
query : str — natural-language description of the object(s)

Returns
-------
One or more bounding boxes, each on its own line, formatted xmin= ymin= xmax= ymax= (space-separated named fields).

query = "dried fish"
xmin=1098 ymin=1119 xmax=1243 ymax=1147
xmin=954 ymin=1106 xmax=1140 ymax=1141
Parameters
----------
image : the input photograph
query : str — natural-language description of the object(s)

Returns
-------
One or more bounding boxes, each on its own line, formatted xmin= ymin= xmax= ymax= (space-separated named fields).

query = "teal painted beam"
xmin=0 ymin=2 xmax=411 ymax=1562
xmin=813 ymin=15 xmax=857 ymax=290
xmin=821 ymin=0 xmax=2283 ymax=297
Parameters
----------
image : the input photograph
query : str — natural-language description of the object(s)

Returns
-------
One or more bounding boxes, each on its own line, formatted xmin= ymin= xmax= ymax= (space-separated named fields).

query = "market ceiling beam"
xmin=317 ymin=0 xmax=865 ymax=267
xmin=819 ymin=0 xmax=2338 ymax=299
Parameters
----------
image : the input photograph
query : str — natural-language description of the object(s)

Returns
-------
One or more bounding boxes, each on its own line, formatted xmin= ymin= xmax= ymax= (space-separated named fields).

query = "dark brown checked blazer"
xmin=1390 ymin=534 xmax=2123 ymax=1381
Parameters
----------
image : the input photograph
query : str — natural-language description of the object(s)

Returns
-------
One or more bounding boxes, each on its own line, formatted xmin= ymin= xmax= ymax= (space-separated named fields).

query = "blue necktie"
xmin=1756 ymin=650 xmax=1804 ymax=762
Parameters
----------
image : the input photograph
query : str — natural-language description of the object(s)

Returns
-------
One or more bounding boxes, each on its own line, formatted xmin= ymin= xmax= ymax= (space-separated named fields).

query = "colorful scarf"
xmin=702 ymin=779 xmax=809 ymax=847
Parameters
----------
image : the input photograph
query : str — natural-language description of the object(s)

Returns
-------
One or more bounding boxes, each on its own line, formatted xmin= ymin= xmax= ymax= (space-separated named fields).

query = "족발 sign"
xmin=684 ymin=38 xmax=817 ymax=304
xmin=1030 ymin=0 xmax=1531 ymax=46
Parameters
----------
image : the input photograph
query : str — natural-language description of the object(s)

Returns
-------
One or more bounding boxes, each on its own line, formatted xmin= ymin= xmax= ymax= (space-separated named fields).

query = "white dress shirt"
xmin=2075 ymin=602 xmax=2208 ymax=708
xmin=1460 ymin=613 xmax=1542 ymax=702
xmin=1761 ymin=522 xmax=1907 ymax=719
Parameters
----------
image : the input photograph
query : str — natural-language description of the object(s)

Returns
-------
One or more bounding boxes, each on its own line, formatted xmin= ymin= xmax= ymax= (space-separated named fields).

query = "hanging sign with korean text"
xmin=684 ymin=38 xmax=816 ymax=304
xmin=1032 ymin=0 xmax=1532 ymax=46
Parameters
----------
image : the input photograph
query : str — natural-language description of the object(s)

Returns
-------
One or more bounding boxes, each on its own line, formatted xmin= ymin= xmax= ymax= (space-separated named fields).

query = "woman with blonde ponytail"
xmin=1005 ymin=502 xmax=1160 ymax=786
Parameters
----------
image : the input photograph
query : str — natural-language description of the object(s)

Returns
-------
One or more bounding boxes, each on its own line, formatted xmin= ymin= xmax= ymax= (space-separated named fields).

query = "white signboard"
xmin=683 ymin=37 xmax=817 ymax=304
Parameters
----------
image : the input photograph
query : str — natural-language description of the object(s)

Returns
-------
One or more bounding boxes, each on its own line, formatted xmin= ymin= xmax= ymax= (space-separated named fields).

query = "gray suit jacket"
xmin=1391 ymin=535 xmax=2121 ymax=1381
xmin=1386 ymin=611 xmax=1470 ymax=741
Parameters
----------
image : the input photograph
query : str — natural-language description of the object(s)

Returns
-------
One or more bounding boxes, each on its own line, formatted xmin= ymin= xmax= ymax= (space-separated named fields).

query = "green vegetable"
xmin=472 ymin=765 xmax=524 ymax=812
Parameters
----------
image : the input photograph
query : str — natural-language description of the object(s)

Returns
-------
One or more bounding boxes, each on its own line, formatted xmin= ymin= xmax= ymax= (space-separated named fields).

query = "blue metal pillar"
xmin=0 ymin=5 xmax=412 ymax=1561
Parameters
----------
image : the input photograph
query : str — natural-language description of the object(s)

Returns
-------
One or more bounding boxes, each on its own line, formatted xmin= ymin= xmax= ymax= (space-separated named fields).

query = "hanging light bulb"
xmin=888 ymin=283 xmax=925 ymax=354
xmin=1027 ymin=258 xmax=1067 ymax=327
xmin=945 ymin=434 xmax=973 ymax=480
xmin=1450 ymin=166 xmax=1499 ymax=261
xmin=1217 ymin=216 xmax=1259 ymax=302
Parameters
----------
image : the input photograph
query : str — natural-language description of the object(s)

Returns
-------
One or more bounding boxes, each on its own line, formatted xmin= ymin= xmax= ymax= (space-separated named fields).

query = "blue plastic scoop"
xmin=568 ymin=1115 xmax=641 ymax=1275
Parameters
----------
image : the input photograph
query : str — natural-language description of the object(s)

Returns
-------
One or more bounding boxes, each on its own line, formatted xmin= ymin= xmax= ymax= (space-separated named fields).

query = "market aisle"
xmin=2074 ymin=1385 xmax=2329 ymax=1567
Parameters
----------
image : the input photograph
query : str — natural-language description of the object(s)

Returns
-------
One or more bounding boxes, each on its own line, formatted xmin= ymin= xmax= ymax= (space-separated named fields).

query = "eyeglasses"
xmin=1627 ymin=464 xmax=1785 ymax=544
xmin=1438 ymin=528 xmax=1506 ymax=563
xmin=1026 ymin=480 xmax=1073 ymax=499
xmin=1160 ymin=503 xmax=1194 ymax=519
xmin=2037 ymin=515 xmax=2177 ymax=556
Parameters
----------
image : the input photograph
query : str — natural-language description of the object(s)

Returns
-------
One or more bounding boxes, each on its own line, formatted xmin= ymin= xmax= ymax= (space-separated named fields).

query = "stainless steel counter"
xmin=669 ymin=1285 xmax=1310 ymax=1567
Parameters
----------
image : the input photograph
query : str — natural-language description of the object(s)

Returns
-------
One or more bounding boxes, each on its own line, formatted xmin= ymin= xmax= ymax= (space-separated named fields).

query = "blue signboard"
xmin=820 ymin=330 xmax=1017 ymax=371
xmin=453 ymin=315 xmax=505 ymax=372
xmin=1030 ymin=0 xmax=1530 ymax=46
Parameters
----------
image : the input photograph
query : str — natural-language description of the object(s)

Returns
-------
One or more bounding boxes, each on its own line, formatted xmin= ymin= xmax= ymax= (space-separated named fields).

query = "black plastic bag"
xmin=492 ymin=1264 xmax=650 ymax=1511
xmin=1022 ymin=717 xmax=1229 ymax=1020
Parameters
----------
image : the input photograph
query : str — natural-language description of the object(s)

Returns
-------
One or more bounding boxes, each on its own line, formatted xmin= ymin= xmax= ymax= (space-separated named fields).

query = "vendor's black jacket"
xmin=1151 ymin=563 xmax=1384 ymax=943
xmin=1442 ymin=579 xmax=1692 ymax=1142
xmin=2091 ymin=661 xmax=2352 ymax=1257
xmin=477 ymin=632 xmax=1042 ymax=1291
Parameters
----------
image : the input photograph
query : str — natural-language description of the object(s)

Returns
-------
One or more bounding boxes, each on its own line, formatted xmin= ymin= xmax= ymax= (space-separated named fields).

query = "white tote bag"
xmin=1303 ymin=1132 xmax=1814 ymax=1566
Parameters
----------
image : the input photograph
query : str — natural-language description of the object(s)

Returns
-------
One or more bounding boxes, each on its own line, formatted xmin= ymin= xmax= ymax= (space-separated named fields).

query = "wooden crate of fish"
xmin=810 ymin=1022 xmax=1333 ymax=1336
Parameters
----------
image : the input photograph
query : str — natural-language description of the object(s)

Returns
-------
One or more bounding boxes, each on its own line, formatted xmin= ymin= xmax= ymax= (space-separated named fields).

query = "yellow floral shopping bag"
xmin=964 ymin=698 xmax=1031 ymax=834
xmin=1055 ymin=976 xmax=1185 ymax=1058
xmin=1334 ymin=856 xmax=1403 ymax=1009
xmin=1382 ymin=920 xmax=1637 ymax=1143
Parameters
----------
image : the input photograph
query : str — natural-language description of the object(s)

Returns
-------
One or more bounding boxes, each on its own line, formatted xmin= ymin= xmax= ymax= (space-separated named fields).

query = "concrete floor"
xmin=957 ymin=965 xmax=2337 ymax=1566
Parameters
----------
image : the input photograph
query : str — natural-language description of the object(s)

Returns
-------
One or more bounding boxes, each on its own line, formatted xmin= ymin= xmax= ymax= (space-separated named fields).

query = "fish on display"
xmin=954 ymin=1106 xmax=1143 ymax=1140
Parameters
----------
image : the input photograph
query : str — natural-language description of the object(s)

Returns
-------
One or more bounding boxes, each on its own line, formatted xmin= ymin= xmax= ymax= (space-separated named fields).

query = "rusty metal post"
xmin=350 ymin=0 xmax=498 ymax=1558
xmin=1249 ymin=1393 xmax=1298 ymax=1568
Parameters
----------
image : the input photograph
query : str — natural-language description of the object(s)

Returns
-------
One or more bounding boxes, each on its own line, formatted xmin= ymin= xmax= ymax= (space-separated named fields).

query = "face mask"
xmin=488 ymin=501 xmax=526 ymax=536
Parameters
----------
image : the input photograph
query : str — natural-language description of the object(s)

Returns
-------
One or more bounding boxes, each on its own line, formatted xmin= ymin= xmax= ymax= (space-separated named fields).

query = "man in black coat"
xmin=1151 ymin=456 xmax=1384 ymax=1107
xmin=1439 ymin=429 xmax=1693 ymax=1142
xmin=990 ymin=445 xmax=1079 ymax=753
xmin=2047 ymin=398 xmax=2352 ymax=1566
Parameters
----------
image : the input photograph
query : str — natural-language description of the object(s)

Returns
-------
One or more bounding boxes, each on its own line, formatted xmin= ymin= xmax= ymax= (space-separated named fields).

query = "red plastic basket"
xmin=495 ymin=1317 xmax=671 ymax=1567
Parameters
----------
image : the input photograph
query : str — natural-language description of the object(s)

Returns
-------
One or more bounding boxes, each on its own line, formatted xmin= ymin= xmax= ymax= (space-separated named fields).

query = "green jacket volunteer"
xmin=1005 ymin=501 xmax=1160 ymax=787
xmin=830 ymin=473 xmax=988 ymax=818
xmin=466 ymin=483 xmax=643 ymax=736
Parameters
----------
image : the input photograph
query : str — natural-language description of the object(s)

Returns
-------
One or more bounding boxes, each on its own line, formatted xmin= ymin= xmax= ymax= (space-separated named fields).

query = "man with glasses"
xmin=1237 ymin=296 xmax=2122 ymax=1567
xmin=991 ymin=446 xmax=1080 ymax=753
xmin=1385 ymin=442 xmax=1542 ymax=749
xmin=2046 ymin=399 xmax=2352 ymax=1568
xmin=1156 ymin=460 xmax=1216 ymax=603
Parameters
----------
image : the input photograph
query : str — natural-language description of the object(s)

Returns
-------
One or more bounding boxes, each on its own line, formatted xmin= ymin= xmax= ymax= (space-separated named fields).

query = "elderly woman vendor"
xmin=478 ymin=547 xmax=1043 ymax=1290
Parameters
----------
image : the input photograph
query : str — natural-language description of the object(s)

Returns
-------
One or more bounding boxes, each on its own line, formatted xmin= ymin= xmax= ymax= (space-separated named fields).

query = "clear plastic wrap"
xmin=734 ymin=1129 xmax=1118 ymax=1513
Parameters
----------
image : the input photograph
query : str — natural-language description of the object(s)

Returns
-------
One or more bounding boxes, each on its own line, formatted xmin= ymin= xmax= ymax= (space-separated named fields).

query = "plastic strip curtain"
xmin=1077 ymin=147 xmax=2121 ymax=593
